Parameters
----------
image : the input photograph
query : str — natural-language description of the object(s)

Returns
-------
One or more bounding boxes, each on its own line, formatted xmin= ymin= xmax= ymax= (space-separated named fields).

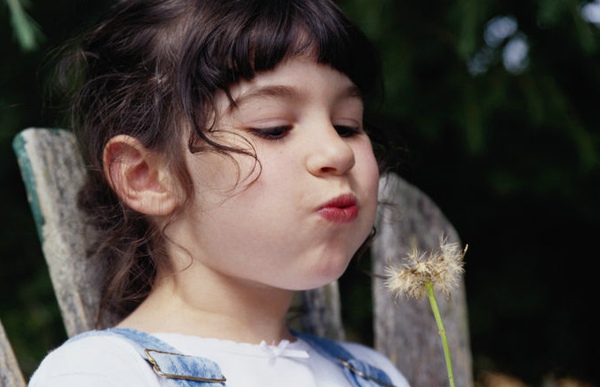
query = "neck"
xmin=118 ymin=266 xmax=297 ymax=344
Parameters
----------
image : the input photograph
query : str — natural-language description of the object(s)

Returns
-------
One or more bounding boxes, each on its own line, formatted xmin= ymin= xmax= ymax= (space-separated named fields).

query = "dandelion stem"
xmin=425 ymin=280 xmax=455 ymax=387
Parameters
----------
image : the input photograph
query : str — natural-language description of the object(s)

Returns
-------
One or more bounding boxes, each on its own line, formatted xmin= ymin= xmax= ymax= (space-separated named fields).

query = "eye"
xmin=334 ymin=125 xmax=362 ymax=138
xmin=247 ymin=125 xmax=292 ymax=140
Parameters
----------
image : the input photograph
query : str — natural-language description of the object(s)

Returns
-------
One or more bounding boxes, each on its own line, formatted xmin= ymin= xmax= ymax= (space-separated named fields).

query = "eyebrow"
xmin=229 ymin=84 xmax=362 ymax=111
xmin=232 ymin=85 xmax=298 ymax=110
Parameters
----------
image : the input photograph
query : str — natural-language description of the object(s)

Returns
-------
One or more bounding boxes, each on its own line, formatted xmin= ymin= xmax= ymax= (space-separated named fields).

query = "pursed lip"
xmin=317 ymin=193 xmax=359 ymax=223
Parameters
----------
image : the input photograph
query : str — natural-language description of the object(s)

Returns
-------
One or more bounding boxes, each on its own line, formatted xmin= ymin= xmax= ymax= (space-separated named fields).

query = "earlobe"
xmin=103 ymin=135 xmax=180 ymax=216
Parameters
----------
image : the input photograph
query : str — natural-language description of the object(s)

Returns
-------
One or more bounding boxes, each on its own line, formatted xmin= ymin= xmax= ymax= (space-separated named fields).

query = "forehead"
xmin=227 ymin=57 xmax=362 ymax=108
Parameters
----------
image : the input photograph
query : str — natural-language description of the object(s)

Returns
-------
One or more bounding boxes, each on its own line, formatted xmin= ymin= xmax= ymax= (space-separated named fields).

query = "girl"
xmin=30 ymin=0 xmax=410 ymax=386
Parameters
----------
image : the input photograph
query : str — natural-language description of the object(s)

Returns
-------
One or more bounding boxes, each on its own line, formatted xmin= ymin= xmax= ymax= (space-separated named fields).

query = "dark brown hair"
xmin=54 ymin=0 xmax=384 ymax=327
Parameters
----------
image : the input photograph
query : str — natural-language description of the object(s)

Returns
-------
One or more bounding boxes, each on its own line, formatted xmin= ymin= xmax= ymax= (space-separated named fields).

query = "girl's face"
xmin=168 ymin=56 xmax=380 ymax=291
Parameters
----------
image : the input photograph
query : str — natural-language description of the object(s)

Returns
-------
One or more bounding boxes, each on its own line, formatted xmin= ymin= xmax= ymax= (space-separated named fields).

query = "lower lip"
xmin=318 ymin=205 xmax=359 ymax=223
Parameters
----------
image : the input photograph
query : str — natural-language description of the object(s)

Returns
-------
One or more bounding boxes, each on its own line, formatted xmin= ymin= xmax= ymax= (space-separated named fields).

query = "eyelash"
xmin=334 ymin=125 xmax=362 ymax=138
xmin=248 ymin=125 xmax=362 ymax=141
xmin=248 ymin=126 xmax=292 ymax=140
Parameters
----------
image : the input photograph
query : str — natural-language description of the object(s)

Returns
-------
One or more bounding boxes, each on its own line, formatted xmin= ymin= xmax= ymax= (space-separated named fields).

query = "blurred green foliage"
xmin=1 ymin=0 xmax=599 ymax=385
xmin=4 ymin=0 xmax=44 ymax=51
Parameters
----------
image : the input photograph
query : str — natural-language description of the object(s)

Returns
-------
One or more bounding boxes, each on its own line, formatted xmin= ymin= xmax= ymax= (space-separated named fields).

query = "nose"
xmin=306 ymin=125 xmax=356 ymax=177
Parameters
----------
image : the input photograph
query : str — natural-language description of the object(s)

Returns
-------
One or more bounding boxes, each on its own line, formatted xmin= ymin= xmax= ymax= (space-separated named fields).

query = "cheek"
xmin=357 ymin=141 xmax=380 ymax=189
xmin=185 ymin=150 xmax=260 ymax=202
xmin=353 ymin=140 xmax=380 ymax=223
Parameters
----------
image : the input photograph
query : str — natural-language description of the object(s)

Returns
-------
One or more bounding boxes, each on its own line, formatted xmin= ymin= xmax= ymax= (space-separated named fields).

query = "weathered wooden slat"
xmin=300 ymin=282 xmax=345 ymax=341
xmin=12 ymin=128 xmax=104 ymax=336
xmin=0 ymin=319 xmax=26 ymax=387
xmin=372 ymin=172 xmax=473 ymax=387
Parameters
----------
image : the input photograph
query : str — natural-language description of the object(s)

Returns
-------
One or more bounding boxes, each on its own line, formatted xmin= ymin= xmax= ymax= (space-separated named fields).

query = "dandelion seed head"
xmin=385 ymin=236 xmax=467 ymax=301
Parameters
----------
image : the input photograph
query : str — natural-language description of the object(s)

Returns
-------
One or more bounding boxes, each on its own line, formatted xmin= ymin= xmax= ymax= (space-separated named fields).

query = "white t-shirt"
xmin=28 ymin=332 xmax=410 ymax=387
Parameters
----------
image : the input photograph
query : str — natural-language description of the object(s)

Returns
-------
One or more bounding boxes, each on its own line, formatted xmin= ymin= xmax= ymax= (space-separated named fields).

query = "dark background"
xmin=1 ymin=1 xmax=599 ymax=386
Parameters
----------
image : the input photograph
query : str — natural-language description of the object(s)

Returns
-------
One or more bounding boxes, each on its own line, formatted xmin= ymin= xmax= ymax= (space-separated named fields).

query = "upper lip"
xmin=319 ymin=193 xmax=357 ymax=209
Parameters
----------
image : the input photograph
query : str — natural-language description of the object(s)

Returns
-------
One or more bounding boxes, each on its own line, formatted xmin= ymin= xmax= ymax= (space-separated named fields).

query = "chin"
xmin=303 ymin=256 xmax=353 ymax=290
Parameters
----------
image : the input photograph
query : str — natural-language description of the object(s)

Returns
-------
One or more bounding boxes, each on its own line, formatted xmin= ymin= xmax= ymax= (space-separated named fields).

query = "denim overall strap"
xmin=294 ymin=331 xmax=396 ymax=387
xmin=69 ymin=328 xmax=226 ymax=387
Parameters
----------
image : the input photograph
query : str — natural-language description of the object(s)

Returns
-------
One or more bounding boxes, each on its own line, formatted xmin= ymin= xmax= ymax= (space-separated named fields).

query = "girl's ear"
xmin=103 ymin=135 xmax=181 ymax=216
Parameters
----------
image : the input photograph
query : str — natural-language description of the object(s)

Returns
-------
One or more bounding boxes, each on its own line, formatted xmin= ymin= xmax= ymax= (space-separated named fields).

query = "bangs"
xmin=208 ymin=0 xmax=382 ymax=99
